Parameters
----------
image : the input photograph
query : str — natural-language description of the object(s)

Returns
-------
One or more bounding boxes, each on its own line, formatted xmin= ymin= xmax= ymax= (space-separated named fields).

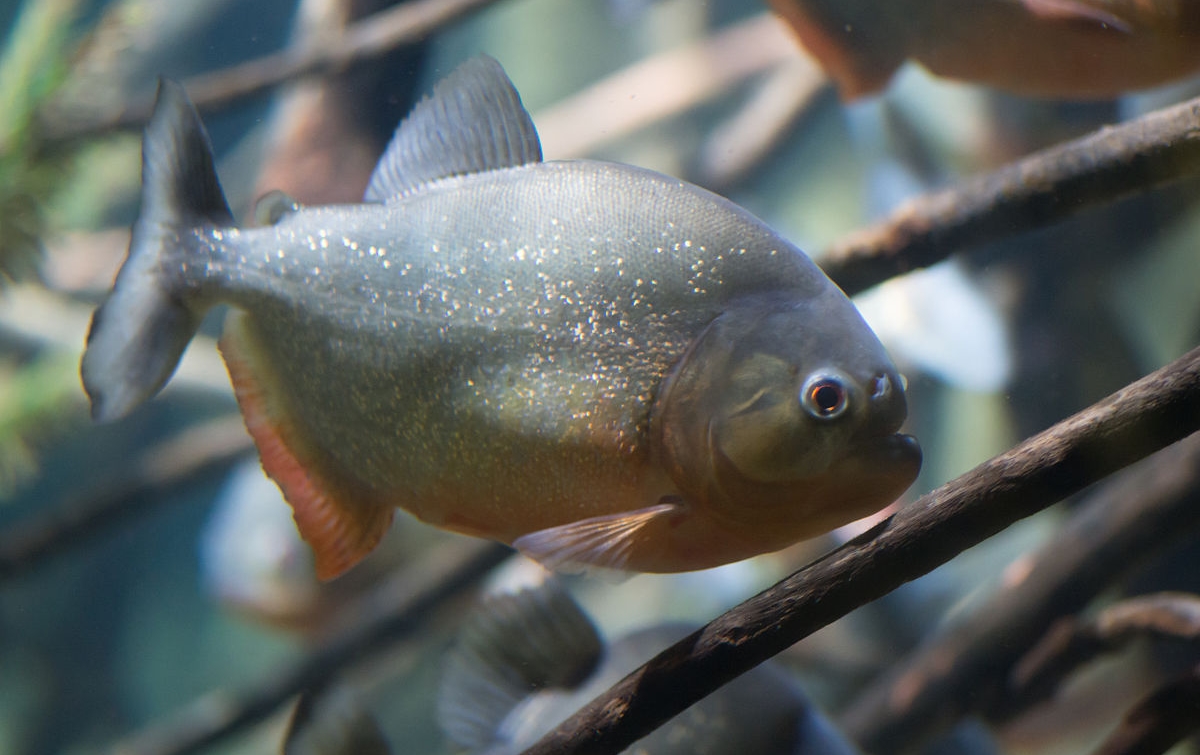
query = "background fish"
xmin=768 ymin=0 xmax=1200 ymax=98
xmin=437 ymin=577 xmax=862 ymax=755
xmin=80 ymin=56 xmax=919 ymax=580
xmin=282 ymin=685 xmax=391 ymax=755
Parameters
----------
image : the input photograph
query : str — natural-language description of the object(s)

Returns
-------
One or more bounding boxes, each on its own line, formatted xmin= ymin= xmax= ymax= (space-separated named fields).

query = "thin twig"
xmin=693 ymin=57 xmax=829 ymax=189
xmin=841 ymin=430 xmax=1200 ymax=752
xmin=38 ymin=0 xmax=503 ymax=143
xmin=1007 ymin=592 xmax=1200 ymax=718
xmin=534 ymin=13 xmax=802 ymax=159
xmin=0 ymin=415 xmax=253 ymax=580
xmin=516 ymin=344 xmax=1200 ymax=755
xmin=821 ymin=95 xmax=1200 ymax=297
xmin=1091 ymin=665 xmax=1200 ymax=755
xmin=107 ymin=538 xmax=512 ymax=755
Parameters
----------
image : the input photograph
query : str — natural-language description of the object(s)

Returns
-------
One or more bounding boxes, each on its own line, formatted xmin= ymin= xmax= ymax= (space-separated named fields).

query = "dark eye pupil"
xmin=811 ymin=383 xmax=844 ymax=414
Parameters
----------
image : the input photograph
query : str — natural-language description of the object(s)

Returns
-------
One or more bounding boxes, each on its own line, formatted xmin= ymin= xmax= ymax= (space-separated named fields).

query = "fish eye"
xmin=801 ymin=374 xmax=848 ymax=420
xmin=254 ymin=190 xmax=301 ymax=226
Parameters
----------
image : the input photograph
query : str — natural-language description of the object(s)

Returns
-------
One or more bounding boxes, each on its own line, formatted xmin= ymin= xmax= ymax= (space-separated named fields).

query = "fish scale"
xmin=205 ymin=162 xmax=818 ymax=487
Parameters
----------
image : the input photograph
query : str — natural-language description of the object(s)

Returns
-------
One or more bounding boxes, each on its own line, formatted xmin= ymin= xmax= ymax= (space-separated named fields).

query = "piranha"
xmin=768 ymin=0 xmax=1200 ymax=99
xmin=438 ymin=578 xmax=863 ymax=755
xmin=81 ymin=56 xmax=919 ymax=580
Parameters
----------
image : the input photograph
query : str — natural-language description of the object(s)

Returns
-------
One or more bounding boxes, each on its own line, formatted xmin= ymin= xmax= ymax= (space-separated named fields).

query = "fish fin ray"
xmin=513 ymin=502 xmax=679 ymax=574
xmin=437 ymin=578 xmax=602 ymax=750
xmin=1021 ymin=0 xmax=1133 ymax=32
xmin=364 ymin=55 xmax=542 ymax=201
xmin=81 ymin=78 xmax=233 ymax=421
xmin=220 ymin=313 xmax=393 ymax=581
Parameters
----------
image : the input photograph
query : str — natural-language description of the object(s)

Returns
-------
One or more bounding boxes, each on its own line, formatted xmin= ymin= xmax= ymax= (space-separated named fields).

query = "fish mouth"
xmin=839 ymin=432 xmax=922 ymax=491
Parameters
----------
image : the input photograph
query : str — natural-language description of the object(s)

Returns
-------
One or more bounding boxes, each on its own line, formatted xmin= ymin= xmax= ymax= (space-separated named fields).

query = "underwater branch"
xmin=1091 ymin=664 xmax=1200 ymax=755
xmin=109 ymin=539 xmax=511 ymax=755
xmin=821 ymin=94 xmax=1200 ymax=297
xmin=0 ymin=416 xmax=253 ymax=580
xmin=39 ymin=0 xmax=502 ymax=143
xmin=840 ymin=430 xmax=1200 ymax=751
xmin=517 ymin=343 xmax=1200 ymax=755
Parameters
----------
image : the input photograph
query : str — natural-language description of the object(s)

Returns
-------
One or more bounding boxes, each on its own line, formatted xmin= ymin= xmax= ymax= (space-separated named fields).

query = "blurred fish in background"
xmin=766 ymin=0 xmax=1200 ymax=99
xmin=438 ymin=574 xmax=862 ymax=755
xmin=200 ymin=459 xmax=424 ymax=634
xmin=281 ymin=684 xmax=393 ymax=755
xmin=200 ymin=460 xmax=321 ymax=624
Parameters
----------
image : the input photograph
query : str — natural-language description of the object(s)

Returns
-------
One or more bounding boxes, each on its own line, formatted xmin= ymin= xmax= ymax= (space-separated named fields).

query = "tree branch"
xmin=1006 ymin=592 xmax=1200 ymax=718
xmin=820 ymin=95 xmax=1200 ymax=297
xmin=0 ymin=416 xmax=253 ymax=581
xmin=516 ymin=343 xmax=1200 ymax=755
xmin=1091 ymin=665 xmax=1200 ymax=755
xmin=38 ymin=0 xmax=503 ymax=143
xmin=108 ymin=538 xmax=511 ymax=755
xmin=841 ymin=428 xmax=1200 ymax=751
xmin=533 ymin=13 xmax=803 ymax=159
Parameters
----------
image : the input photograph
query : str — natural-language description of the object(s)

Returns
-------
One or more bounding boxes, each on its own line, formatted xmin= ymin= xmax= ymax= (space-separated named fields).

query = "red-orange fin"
xmin=767 ymin=0 xmax=905 ymax=98
xmin=219 ymin=313 xmax=393 ymax=581
xmin=512 ymin=502 xmax=679 ymax=575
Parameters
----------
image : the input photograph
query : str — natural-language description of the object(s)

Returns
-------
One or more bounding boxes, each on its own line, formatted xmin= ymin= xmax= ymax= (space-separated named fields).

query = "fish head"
xmin=654 ymin=291 xmax=920 ymax=542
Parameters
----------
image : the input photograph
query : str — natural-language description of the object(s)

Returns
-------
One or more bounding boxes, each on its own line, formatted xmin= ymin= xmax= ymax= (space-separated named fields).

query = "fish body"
xmin=282 ymin=686 xmax=391 ymax=755
xmin=769 ymin=0 xmax=1200 ymax=98
xmin=438 ymin=578 xmax=862 ymax=755
xmin=81 ymin=57 xmax=919 ymax=579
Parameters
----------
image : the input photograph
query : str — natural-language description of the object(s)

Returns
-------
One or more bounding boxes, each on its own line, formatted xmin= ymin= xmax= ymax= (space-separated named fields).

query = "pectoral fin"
xmin=512 ymin=502 xmax=680 ymax=573
xmin=220 ymin=312 xmax=393 ymax=581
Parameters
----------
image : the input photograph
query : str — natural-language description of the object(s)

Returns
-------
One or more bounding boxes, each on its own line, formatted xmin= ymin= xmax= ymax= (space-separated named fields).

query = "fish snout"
xmin=852 ymin=368 xmax=921 ymax=488
xmin=861 ymin=369 xmax=909 ymax=435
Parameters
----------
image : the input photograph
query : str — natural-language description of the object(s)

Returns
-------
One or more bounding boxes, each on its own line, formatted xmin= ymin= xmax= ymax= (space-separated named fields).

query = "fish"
xmin=768 ymin=0 xmax=1200 ymax=99
xmin=437 ymin=577 xmax=863 ymax=755
xmin=80 ymin=56 xmax=919 ymax=580
xmin=200 ymin=459 xmax=322 ymax=623
xmin=282 ymin=685 xmax=391 ymax=755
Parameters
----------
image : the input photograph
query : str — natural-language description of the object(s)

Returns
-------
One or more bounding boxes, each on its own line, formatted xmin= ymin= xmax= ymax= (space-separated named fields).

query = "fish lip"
xmin=852 ymin=432 xmax=922 ymax=476
xmin=836 ymin=430 xmax=921 ymax=477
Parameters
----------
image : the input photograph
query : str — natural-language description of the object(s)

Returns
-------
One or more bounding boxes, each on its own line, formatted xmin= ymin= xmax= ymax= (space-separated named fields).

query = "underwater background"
xmin=3 ymin=0 xmax=1200 ymax=753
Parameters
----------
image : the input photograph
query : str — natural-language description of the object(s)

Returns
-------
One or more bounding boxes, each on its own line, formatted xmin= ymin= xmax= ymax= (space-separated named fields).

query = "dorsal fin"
xmin=436 ymin=578 xmax=602 ymax=750
xmin=364 ymin=55 xmax=542 ymax=202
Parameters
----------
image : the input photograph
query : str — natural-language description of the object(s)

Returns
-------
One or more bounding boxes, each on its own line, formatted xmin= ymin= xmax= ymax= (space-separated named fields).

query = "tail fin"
xmin=81 ymin=79 xmax=233 ymax=421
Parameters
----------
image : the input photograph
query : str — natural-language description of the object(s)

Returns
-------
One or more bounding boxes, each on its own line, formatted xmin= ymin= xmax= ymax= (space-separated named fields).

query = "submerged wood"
xmin=1091 ymin=665 xmax=1200 ymax=755
xmin=1005 ymin=592 xmax=1200 ymax=721
xmin=823 ymin=95 xmax=1200 ymax=297
xmin=843 ymin=431 xmax=1200 ymax=750
xmin=38 ymin=0 xmax=501 ymax=142
xmin=108 ymin=539 xmax=511 ymax=755
xmin=0 ymin=416 xmax=253 ymax=581
xmin=516 ymin=344 xmax=1200 ymax=755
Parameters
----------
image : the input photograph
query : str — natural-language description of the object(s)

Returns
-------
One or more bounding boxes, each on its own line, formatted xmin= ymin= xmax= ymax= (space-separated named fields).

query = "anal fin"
xmin=220 ymin=313 xmax=393 ymax=581
xmin=512 ymin=502 xmax=680 ymax=574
